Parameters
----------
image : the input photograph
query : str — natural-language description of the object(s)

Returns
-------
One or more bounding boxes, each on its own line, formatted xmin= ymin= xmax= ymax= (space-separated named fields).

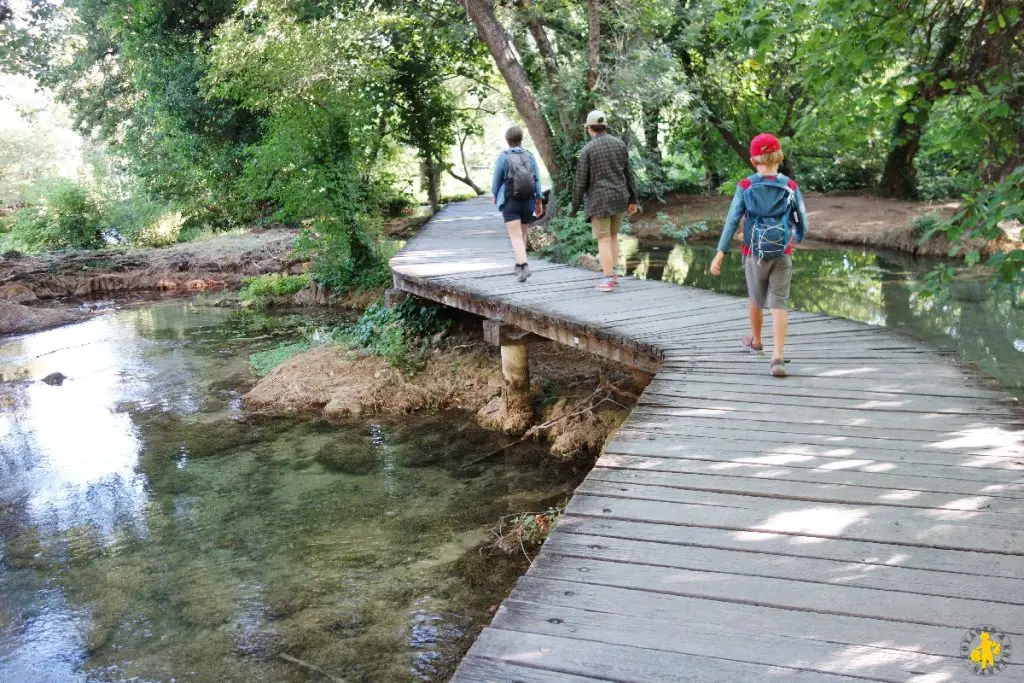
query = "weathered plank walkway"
xmin=391 ymin=197 xmax=1024 ymax=682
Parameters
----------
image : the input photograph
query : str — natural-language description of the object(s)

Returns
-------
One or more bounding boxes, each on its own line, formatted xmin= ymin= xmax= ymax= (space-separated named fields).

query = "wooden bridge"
xmin=391 ymin=197 xmax=1024 ymax=682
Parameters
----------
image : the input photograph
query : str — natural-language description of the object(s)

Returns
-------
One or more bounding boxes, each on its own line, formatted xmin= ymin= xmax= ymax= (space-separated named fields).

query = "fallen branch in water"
xmin=278 ymin=653 xmax=346 ymax=683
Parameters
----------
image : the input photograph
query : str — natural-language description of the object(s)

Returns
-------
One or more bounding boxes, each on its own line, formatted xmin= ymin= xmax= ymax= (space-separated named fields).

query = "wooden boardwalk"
xmin=391 ymin=197 xmax=1024 ymax=682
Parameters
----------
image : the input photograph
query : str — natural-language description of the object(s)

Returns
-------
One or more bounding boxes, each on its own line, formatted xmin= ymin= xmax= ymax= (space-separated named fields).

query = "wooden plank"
xmin=577 ymin=478 xmax=1024 ymax=532
xmin=463 ymin=628 xmax=878 ymax=683
xmin=606 ymin=431 xmax=1024 ymax=470
xmin=567 ymin=492 xmax=1024 ymax=553
xmin=633 ymin=401 xmax=1024 ymax=434
xmin=544 ymin=532 xmax=1024 ymax=604
xmin=526 ymin=553 xmax=1024 ymax=632
xmin=558 ymin=515 xmax=1024 ymax=579
xmin=453 ymin=655 xmax=598 ymax=683
xmin=638 ymin=390 xmax=1016 ymax=420
xmin=603 ymin=436 xmax=1024 ymax=475
xmin=614 ymin=420 xmax=1024 ymax=457
xmin=494 ymin=590 xmax=979 ymax=681
xmin=652 ymin=370 xmax=1010 ymax=400
xmin=595 ymin=452 xmax=1024 ymax=495
xmin=583 ymin=467 xmax=1017 ymax=514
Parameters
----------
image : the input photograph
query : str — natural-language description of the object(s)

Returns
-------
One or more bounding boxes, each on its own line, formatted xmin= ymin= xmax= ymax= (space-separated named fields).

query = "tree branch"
xmin=519 ymin=0 xmax=573 ymax=136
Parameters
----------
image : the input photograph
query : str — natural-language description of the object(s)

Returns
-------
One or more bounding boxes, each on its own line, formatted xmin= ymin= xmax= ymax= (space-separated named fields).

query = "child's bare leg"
xmin=520 ymin=223 xmax=529 ymax=254
xmin=749 ymin=302 xmax=764 ymax=346
xmin=505 ymin=220 xmax=527 ymax=264
xmin=771 ymin=308 xmax=788 ymax=360
xmin=611 ymin=234 xmax=619 ymax=272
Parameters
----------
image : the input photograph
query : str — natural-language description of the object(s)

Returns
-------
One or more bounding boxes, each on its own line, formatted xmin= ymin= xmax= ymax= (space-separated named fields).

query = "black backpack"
xmin=505 ymin=150 xmax=536 ymax=200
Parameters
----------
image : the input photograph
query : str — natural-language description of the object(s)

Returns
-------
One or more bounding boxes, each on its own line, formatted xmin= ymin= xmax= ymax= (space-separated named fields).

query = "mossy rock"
xmin=313 ymin=442 xmax=378 ymax=475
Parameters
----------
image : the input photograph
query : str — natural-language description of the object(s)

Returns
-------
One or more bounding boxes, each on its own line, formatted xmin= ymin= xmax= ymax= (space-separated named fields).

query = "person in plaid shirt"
xmin=572 ymin=110 xmax=638 ymax=292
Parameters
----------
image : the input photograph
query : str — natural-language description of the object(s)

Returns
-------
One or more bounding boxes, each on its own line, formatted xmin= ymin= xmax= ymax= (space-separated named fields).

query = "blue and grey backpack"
xmin=741 ymin=175 xmax=798 ymax=262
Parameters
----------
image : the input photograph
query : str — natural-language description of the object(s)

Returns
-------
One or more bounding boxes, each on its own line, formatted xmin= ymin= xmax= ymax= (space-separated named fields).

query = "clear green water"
xmin=622 ymin=239 xmax=1024 ymax=400
xmin=0 ymin=303 xmax=574 ymax=682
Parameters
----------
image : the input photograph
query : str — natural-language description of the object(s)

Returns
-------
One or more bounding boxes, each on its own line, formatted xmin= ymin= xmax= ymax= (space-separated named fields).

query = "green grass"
xmin=239 ymin=273 xmax=308 ymax=301
xmin=248 ymin=341 xmax=313 ymax=376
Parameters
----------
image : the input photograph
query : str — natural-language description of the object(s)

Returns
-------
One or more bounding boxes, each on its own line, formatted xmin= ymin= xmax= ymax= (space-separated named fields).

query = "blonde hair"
xmin=751 ymin=149 xmax=784 ymax=167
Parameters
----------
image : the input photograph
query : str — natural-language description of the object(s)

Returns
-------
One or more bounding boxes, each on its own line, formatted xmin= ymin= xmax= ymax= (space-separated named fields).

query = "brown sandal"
xmin=742 ymin=336 xmax=763 ymax=352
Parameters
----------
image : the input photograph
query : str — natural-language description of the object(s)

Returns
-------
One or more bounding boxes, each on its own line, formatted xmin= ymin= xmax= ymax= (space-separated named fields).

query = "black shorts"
xmin=501 ymin=198 xmax=536 ymax=224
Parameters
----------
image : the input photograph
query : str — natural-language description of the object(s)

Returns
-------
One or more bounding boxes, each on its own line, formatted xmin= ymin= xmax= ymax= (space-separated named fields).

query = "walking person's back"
xmin=710 ymin=133 xmax=809 ymax=377
xmin=491 ymin=126 xmax=543 ymax=283
xmin=572 ymin=110 xmax=637 ymax=291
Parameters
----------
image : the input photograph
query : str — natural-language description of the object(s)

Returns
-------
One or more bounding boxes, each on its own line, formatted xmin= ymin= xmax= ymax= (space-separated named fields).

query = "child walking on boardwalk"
xmin=710 ymin=133 xmax=809 ymax=377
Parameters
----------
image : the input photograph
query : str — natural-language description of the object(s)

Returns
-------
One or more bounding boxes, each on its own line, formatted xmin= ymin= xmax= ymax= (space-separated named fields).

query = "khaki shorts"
xmin=591 ymin=213 xmax=623 ymax=240
xmin=744 ymin=253 xmax=792 ymax=309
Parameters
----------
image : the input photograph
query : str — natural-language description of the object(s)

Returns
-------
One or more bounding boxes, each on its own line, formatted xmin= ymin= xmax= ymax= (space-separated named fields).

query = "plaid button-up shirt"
xmin=572 ymin=132 xmax=638 ymax=219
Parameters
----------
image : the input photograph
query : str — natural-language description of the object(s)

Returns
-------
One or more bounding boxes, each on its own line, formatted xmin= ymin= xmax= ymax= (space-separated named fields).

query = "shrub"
xmin=7 ymin=181 xmax=105 ymax=252
xmin=106 ymin=196 xmax=187 ymax=247
xmin=657 ymin=213 xmax=713 ymax=243
xmin=536 ymin=211 xmax=597 ymax=265
xmin=342 ymin=297 xmax=451 ymax=374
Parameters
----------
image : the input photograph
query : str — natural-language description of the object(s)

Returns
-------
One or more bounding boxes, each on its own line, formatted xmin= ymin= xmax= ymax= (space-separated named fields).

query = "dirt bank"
xmin=633 ymin=193 xmax=1013 ymax=257
xmin=0 ymin=228 xmax=301 ymax=335
xmin=244 ymin=336 xmax=651 ymax=460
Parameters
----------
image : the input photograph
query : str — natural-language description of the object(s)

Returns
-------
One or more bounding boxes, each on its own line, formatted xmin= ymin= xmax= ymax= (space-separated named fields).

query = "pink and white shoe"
xmin=596 ymin=277 xmax=616 ymax=292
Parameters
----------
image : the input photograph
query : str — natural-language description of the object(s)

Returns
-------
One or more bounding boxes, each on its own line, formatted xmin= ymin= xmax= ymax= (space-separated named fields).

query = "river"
xmin=0 ymin=303 xmax=576 ymax=682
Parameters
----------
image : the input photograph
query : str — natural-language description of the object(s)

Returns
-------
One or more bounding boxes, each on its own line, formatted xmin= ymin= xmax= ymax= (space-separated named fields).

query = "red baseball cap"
xmin=750 ymin=133 xmax=781 ymax=157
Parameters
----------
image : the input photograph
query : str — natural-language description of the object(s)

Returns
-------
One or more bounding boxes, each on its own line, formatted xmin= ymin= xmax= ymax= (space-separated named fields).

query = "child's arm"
xmin=793 ymin=185 xmax=809 ymax=243
xmin=716 ymin=185 xmax=746 ymax=252
xmin=491 ymin=153 xmax=506 ymax=202
xmin=711 ymin=185 xmax=745 ymax=275
xmin=531 ymin=153 xmax=544 ymax=216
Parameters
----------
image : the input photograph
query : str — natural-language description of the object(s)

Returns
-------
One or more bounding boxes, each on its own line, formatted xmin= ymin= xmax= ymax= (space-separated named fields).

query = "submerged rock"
xmin=41 ymin=372 xmax=67 ymax=386
xmin=243 ymin=344 xmax=502 ymax=421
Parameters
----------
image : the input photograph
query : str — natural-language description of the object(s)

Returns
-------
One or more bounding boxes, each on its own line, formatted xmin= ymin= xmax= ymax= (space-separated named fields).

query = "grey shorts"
xmin=744 ymin=253 xmax=792 ymax=309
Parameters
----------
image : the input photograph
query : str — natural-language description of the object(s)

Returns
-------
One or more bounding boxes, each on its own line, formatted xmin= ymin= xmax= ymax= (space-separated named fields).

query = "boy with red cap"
xmin=710 ymin=133 xmax=808 ymax=377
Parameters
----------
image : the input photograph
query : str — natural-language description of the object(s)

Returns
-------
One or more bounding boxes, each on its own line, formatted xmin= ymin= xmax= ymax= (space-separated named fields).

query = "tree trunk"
xmin=423 ymin=157 xmax=441 ymax=214
xmin=522 ymin=1 xmax=573 ymax=138
xmin=699 ymin=127 xmax=717 ymax=196
xmin=463 ymin=0 xmax=559 ymax=180
xmin=709 ymin=112 xmax=751 ymax=167
xmin=879 ymin=10 xmax=965 ymax=200
xmin=879 ymin=100 xmax=927 ymax=200
xmin=443 ymin=139 xmax=485 ymax=195
xmin=586 ymin=0 xmax=600 ymax=93
xmin=643 ymin=103 xmax=662 ymax=163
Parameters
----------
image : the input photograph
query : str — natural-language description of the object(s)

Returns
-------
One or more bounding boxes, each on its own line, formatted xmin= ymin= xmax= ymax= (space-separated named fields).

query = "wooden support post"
xmin=483 ymin=319 xmax=542 ymax=346
xmin=384 ymin=288 xmax=408 ymax=309
xmin=500 ymin=342 xmax=532 ymax=430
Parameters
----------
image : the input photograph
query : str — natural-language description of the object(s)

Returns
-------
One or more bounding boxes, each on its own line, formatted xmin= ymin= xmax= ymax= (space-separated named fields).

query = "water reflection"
xmin=623 ymin=239 xmax=1024 ymax=399
xmin=1 ymin=303 xmax=565 ymax=681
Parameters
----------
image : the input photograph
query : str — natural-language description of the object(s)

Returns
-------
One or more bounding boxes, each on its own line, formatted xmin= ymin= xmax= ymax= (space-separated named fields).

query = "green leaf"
xmin=939 ymin=79 xmax=955 ymax=90
xmin=965 ymin=250 xmax=980 ymax=267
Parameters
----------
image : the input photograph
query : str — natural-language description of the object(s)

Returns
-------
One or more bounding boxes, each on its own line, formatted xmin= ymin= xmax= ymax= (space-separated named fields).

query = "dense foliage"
xmin=2 ymin=0 xmax=1020 ymax=285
